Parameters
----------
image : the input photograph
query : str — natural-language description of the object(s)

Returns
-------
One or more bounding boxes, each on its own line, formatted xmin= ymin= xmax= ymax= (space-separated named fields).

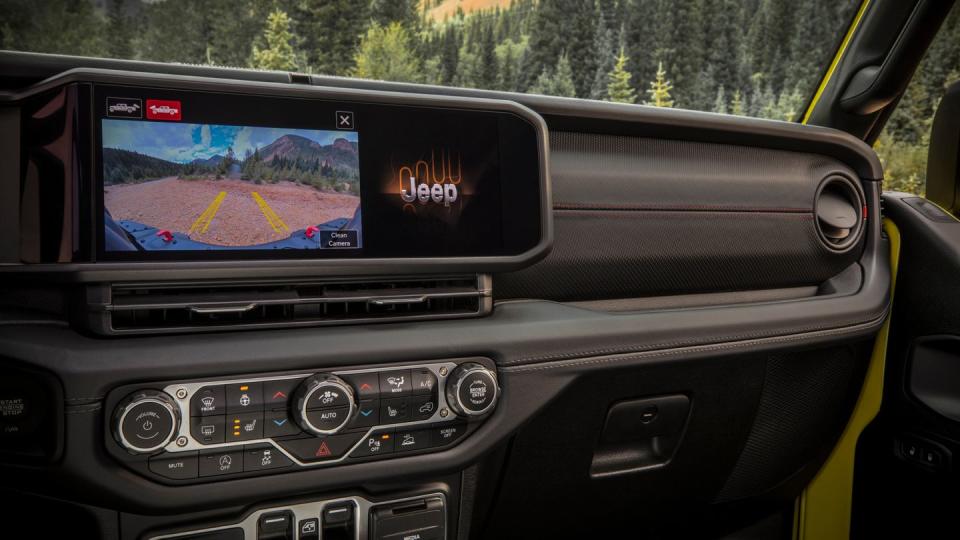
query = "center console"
xmin=0 ymin=66 xmax=547 ymax=540
xmin=108 ymin=358 xmax=498 ymax=483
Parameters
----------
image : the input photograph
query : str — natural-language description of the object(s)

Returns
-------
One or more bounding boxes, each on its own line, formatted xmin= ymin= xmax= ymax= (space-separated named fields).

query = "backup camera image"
xmin=101 ymin=119 xmax=361 ymax=252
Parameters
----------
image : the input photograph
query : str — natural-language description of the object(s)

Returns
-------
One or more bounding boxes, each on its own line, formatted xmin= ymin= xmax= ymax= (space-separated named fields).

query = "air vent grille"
xmin=86 ymin=275 xmax=491 ymax=335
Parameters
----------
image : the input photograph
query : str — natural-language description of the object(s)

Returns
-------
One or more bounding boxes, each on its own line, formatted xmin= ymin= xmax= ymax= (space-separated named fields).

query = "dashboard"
xmin=0 ymin=52 xmax=891 ymax=540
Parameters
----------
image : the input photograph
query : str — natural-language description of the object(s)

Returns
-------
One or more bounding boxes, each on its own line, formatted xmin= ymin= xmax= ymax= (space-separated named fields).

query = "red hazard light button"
xmin=276 ymin=432 xmax=363 ymax=462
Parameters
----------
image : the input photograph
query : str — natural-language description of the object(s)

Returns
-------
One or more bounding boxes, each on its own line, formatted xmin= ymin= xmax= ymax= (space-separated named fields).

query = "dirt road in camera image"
xmin=104 ymin=177 xmax=359 ymax=246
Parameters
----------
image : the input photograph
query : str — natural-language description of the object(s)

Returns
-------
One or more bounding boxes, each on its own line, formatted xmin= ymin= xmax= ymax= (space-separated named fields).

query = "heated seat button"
xmin=198 ymin=448 xmax=244 ymax=477
xmin=148 ymin=451 xmax=198 ymax=480
xmin=264 ymin=410 xmax=300 ymax=437
xmin=227 ymin=412 xmax=264 ymax=442
xmin=431 ymin=423 xmax=467 ymax=447
xmin=394 ymin=429 xmax=431 ymax=452
xmin=190 ymin=415 xmax=225 ymax=444
xmin=243 ymin=444 xmax=292 ymax=471
xmin=276 ymin=432 xmax=362 ymax=462
xmin=379 ymin=370 xmax=412 ymax=396
xmin=350 ymin=431 xmax=395 ymax=458
xmin=225 ymin=382 xmax=263 ymax=412
xmin=305 ymin=407 xmax=349 ymax=431
xmin=263 ymin=378 xmax=300 ymax=409
xmin=380 ymin=398 xmax=409 ymax=423
xmin=191 ymin=385 xmax=225 ymax=416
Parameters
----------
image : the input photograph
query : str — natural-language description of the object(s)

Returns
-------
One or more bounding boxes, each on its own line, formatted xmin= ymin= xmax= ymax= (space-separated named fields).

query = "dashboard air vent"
xmin=84 ymin=275 xmax=491 ymax=335
xmin=814 ymin=175 xmax=865 ymax=252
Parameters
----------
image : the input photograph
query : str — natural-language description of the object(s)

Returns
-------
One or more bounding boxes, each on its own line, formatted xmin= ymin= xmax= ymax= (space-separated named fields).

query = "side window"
xmin=875 ymin=6 xmax=960 ymax=195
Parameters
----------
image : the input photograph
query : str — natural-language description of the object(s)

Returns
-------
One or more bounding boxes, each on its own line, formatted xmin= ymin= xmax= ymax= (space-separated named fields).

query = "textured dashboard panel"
xmin=494 ymin=132 xmax=867 ymax=301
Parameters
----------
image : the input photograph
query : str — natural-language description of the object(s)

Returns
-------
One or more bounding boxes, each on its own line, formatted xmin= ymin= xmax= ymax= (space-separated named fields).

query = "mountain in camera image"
xmin=258 ymin=134 xmax=358 ymax=170
xmin=102 ymin=147 xmax=181 ymax=185
xmin=190 ymin=154 xmax=224 ymax=167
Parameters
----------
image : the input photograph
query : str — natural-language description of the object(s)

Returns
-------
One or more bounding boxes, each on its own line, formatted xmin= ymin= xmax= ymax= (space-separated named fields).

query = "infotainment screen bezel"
xmin=4 ymin=69 xmax=552 ymax=280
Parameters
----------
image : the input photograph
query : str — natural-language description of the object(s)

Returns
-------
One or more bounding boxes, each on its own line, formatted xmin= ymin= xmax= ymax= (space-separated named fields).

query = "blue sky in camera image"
xmin=102 ymin=119 xmax=358 ymax=163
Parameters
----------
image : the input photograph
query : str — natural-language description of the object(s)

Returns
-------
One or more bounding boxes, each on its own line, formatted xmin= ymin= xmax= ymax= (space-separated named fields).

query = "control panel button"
xmin=258 ymin=511 xmax=293 ymax=540
xmin=190 ymin=415 xmax=226 ymax=444
xmin=446 ymin=363 xmax=499 ymax=418
xmin=293 ymin=374 xmax=356 ymax=436
xmin=276 ymin=433 xmax=363 ymax=462
xmin=191 ymin=385 xmax=225 ymax=416
xmin=298 ymin=518 xmax=320 ymax=540
xmin=342 ymin=372 xmax=380 ymax=399
xmin=114 ymin=390 xmax=180 ymax=454
xmin=324 ymin=502 xmax=354 ymax=525
xmin=409 ymin=395 xmax=437 ymax=421
xmin=226 ymin=382 xmax=263 ymax=412
xmin=305 ymin=387 xmax=351 ymax=410
xmin=431 ymin=423 xmax=467 ymax=447
xmin=379 ymin=370 xmax=412 ymax=396
xmin=412 ymin=369 xmax=437 ymax=395
xmin=350 ymin=431 xmax=395 ymax=458
xmin=263 ymin=378 xmax=300 ymax=409
xmin=394 ymin=429 xmax=431 ymax=452
xmin=305 ymin=408 xmax=349 ymax=431
xmin=243 ymin=444 xmax=293 ymax=471
xmin=264 ymin=410 xmax=300 ymax=438
xmin=227 ymin=412 xmax=264 ymax=442
xmin=199 ymin=448 xmax=244 ymax=477
xmin=149 ymin=451 xmax=198 ymax=479
xmin=380 ymin=398 xmax=409 ymax=423
xmin=348 ymin=400 xmax=380 ymax=429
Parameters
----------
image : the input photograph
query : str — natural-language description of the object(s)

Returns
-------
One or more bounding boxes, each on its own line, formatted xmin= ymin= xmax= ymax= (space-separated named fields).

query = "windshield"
xmin=1 ymin=0 xmax=860 ymax=120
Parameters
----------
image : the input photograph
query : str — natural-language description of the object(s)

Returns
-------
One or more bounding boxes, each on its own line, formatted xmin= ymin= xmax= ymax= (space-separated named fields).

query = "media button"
xmin=190 ymin=415 xmax=225 ymax=444
xmin=149 ymin=451 xmax=198 ymax=480
xmin=191 ymin=385 xmax=225 ymax=416
xmin=225 ymin=382 xmax=263 ymax=412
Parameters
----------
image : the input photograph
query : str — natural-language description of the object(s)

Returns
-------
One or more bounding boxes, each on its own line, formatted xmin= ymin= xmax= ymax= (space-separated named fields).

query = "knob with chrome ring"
xmin=293 ymin=374 xmax=357 ymax=436
xmin=445 ymin=362 xmax=499 ymax=418
xmin=112 ymin=389 xmax=181 ymax=454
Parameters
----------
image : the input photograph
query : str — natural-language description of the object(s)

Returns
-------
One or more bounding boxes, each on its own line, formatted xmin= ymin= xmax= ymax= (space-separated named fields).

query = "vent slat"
xmin=104 ymin=276 xmax=488 ymax=334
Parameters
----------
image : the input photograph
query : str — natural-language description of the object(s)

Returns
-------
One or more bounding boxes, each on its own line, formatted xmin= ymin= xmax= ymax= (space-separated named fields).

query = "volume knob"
xmin=445 ymin=363 xmax=499 ymax=418
xmin=112 ymin=389 xmax=181 ymax=454
xmin=293 ymin=374 xmax=357 ymax=436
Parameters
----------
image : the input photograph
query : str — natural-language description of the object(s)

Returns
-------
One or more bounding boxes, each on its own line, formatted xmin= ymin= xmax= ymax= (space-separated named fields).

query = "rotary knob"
xmin=445 ymin=363 xmax=499 ymax=418
xmin=293 ymin=374 xmax=357 ymax=436
xmin=112 ymin=389 xmax=181 ymax=454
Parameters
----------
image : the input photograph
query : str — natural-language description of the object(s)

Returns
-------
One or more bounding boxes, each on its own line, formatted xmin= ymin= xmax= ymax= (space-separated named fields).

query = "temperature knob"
xmin=445 ymin=363 xmax=499 ymax=418
xmin=293 ymin=374 xmax=357 ymax=436
xmin=112 ymin=389 xmax=181 ymax=454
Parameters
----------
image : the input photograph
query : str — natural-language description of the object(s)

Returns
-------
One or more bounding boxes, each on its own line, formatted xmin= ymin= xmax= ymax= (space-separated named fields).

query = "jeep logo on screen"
xmin=105 ymin=97 xmax=142 ymax=119
xmin=397 ymin=150 xmax=460 ymax=207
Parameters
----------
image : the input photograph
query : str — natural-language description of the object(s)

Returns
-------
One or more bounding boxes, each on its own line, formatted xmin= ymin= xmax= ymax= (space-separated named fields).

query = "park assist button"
xmin=350 ymin=431 xmax=395 ymax=458
xmin=149 ymin=451 xmax=198 ymax=480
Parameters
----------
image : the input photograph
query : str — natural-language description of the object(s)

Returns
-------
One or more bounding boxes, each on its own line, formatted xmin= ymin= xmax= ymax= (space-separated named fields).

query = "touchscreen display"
xmin=102 ymin=119 xmax=361 ymax=252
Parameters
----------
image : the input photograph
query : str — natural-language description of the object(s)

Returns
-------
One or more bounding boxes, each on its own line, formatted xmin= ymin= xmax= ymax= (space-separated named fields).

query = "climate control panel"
xmin=107 ymin=359 xmax=499 ymax=483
